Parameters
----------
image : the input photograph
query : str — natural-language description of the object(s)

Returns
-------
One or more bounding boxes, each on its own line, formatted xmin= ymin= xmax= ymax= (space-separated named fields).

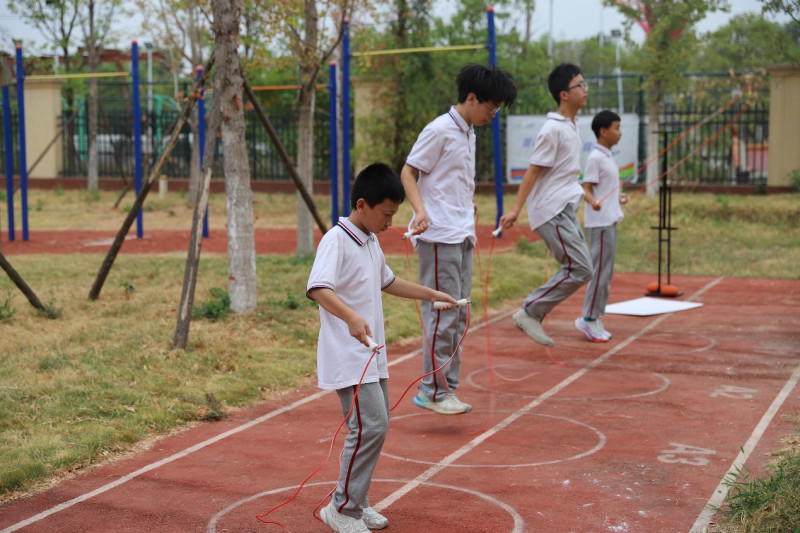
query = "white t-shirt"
xmin=583 ymin=144 xmax=625 ymax=228
xmin=306 ymin=218 xmax=395 ymax=390
xmin=526 ymin=112 xmax=585 ymax=230
xmin=405 ymin=106 xmax=477 ymax=246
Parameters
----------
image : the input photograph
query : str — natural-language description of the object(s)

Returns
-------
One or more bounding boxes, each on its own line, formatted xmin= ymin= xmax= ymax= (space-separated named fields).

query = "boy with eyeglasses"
xmin=498 ymin=63 xmax=593 ymax=347
xmin=401 ymin=63 xmax=516 ymax=415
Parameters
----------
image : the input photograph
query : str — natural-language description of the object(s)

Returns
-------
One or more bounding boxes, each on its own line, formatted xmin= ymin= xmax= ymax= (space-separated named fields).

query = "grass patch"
xmin=0 ymin=190 xmax=798 ymax=499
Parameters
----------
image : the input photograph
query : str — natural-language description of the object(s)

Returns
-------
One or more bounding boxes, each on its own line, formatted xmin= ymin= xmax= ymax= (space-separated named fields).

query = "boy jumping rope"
xmin=498 ymin=63 xmax=592 ymax=347
xmin=401 ymin=63 xmax=516 ymax=415
xmin=307 ymin=163 xmax=456 ymax=533
xmin=575 ymin=110 xmax=628 ymax=342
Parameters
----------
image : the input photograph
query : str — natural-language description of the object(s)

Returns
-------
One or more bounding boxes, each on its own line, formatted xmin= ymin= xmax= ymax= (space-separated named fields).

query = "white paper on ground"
xmin=604 ymin=297 xmax=703 ymax=316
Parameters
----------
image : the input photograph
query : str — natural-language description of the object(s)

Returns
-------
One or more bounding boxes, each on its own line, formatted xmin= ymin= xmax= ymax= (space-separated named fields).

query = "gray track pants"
xmin=332 ymin=379 xmax=389 ymax=519
xmin=582 ymin=224 xmax=618 ymax=319
xmin=524 ymin=206 xmax=592 ymax=321
xmin=417 ymin=239 xmax=472 ymax=401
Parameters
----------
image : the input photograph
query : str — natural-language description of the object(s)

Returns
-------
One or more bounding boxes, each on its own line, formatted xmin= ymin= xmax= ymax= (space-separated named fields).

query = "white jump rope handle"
xmin=433 ymin=298 xmax=470 ymax=310
xmin=365 ymin=335 xmax=379 ymax=353
xmin=492 ymin=227 xmax=502 ymax=237
xmin=402 ymin=230 xmax=414 ymax=240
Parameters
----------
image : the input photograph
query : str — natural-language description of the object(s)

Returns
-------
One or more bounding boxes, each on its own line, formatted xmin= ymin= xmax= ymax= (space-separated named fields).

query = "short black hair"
xmin=591 ymin=110 xmax=621 ymax=139
xmin=547 ymin=63 xmax=582 ymax=105
xmin=456 ymin=63 xmax=517 ymax=109
xmin=350 ymin=162 xmax=405 ymax=209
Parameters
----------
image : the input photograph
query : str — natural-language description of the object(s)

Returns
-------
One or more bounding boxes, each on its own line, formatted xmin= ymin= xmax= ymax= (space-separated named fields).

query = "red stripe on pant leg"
xmin=430 ymin=244 xmax=442 ymax=399
xmin=339 ymin=386 xmax=362 ymax=513
xmin=588 ymin=229 xmax=604 ymax=317
xmin=525 ymin=224 xmax=573 ymax=310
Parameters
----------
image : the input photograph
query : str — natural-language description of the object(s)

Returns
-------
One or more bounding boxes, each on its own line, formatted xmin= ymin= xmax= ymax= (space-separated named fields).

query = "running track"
xmin=1 ymin=273 xmax=799 ymax=532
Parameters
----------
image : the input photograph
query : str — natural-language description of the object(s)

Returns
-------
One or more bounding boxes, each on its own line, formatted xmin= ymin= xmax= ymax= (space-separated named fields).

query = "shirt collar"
xmin=593 ymin=143 xmax=613 ymax=157
xmin=448 ymin=105 xmax=471 ymax=134
xmin=337 ymin=217 xmax=371 ymax=246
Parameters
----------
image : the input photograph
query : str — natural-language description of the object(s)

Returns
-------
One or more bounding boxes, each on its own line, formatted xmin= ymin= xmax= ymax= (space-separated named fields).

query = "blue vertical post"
xmin=342 ymin=19 xmax=351 ymax=216
xmin=131 ymin=41 xmax=144 ymax=238
xmin=328 ymin=61 xmax=338 ymax=226
xmin=487 ymin=6 xmax=504 ymax=231
xmin=15 ymin=46 xmax=28 ymax=241
xmin=197 ymin=66 xmax=208 ymax=238
xmin=3 ymin=82 xmax=14 ymax=241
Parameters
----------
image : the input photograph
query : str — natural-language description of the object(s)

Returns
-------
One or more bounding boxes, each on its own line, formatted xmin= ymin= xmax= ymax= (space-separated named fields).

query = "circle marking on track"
xmin=206 ymin=479 xmax=526 ymax=533
xmin=466 ymin=362 xmax=671 ymax=400
xmin=382 ymin=412 xmax=606 ymax=467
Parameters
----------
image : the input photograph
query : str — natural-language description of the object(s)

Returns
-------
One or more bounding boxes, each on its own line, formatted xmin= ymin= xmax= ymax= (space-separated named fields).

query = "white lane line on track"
xmin=690 ymin=363 xmax=800 ymax=533
xmin=1 ymin=303 xmax=505 ymax=532
xmin=373 ymin=277 xmax=725 ymax=514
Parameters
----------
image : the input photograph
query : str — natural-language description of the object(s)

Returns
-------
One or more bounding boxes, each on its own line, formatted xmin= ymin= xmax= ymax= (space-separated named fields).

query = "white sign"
xmin=506 ymin=113 xmax=640 ymax=184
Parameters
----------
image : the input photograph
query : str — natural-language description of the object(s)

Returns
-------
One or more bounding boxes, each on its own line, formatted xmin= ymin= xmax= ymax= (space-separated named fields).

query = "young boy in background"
xmin=401 ymin=63 xmax=516 ymax=415
xmin=307 ymin=163 xmax=456 ymax=532
xmin=575 ymin=110 xmax=628 ymax=342
xmin=498 ymin=63 xmax=592 ymax=347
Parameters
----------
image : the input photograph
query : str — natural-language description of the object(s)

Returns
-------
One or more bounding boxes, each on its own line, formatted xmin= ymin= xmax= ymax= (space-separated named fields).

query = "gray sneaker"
xmin=596 ymin=318 xmax=612 ymax=340
xmin=413 ymin=391 xmax=470 ymax=415
xmin=513 ymin=309 xmax=554 ymax=346
xmin=321 ymin=501 xmax=370 ymax=533
xmin=361 ymin=506 xmax=388 ymax=530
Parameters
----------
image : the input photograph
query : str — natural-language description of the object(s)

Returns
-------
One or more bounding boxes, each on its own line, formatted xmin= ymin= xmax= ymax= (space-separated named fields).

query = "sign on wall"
xmin=506 ymin=113 xmax=640 ymax=184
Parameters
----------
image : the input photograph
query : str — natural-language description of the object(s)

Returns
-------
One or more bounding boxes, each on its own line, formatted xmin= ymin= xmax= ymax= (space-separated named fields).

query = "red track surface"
xmin=1 ymin=229 xmax=799 ymax=533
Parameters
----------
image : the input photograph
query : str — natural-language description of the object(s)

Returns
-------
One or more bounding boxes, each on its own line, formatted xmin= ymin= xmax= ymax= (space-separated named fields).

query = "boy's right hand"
xmin=498 ymin=209 xmax=519 ymax=229
xmin=408 ymin=212 xmax=429 ymax=236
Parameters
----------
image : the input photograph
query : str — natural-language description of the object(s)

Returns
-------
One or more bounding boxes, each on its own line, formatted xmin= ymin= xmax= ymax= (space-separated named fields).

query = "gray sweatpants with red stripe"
xmin=332 ymin=379 xmax=389 ymax=519
xmin=523 ymin=205 xmax=592 ymax=321
xmin=582 ymin=224 xmax=618 ymax=319
xmin=417 ymin=239 xmax=473 ymax=401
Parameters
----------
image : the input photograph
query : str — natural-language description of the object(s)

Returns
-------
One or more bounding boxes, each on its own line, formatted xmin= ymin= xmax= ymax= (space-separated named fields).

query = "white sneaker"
xmin=446 ymin=393 xmax=472 ymax=413
xmin=321 ymin=500 xmax=370 ymax=533
xmin=513 ymin=309 xmax=554 ymax=346
xmin=574 ymin=317 xmax=608 ymax=343
xmin=596 ymin=318 xmax=612 ymax=340
xmin=413 ymin=391 xmax=470 ymax=415
xmin=361 ymin=506 xmax=389 ymax=530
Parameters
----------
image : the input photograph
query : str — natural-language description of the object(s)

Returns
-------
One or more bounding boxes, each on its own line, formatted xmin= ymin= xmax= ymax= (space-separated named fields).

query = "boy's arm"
xmin=582 ymin=182 xmax=602 ymax=210
xmin=383 ymin=277 xmax=457 ymax=306
xmin=400 ymin=164 xmax=429 ymax=235
xmin=308 ymin=287 xmax=373 ymax=347
xmin=498 ymin=164 xmax=544 ymax=228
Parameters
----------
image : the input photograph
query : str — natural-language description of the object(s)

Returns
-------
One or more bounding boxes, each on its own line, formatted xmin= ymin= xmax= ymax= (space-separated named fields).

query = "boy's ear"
xmin=355 ymin=198 xmax=367 ymax=210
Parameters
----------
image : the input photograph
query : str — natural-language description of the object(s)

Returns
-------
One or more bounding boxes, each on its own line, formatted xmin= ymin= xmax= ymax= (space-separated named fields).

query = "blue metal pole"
xmin=15 ymin=46 xmax=28 ymax=241
xmin=342 ymin=19 xmax=351 ymax=215
xmin=487 ymin=7 xmax=504 ymax=232
xmin=3 ymin=84 xmax=14 ymax=241
xmin=131 ymin=41 xmax=144 ymax=238
xmin=197 ymin=66 xmax=209 ymax=239
xmin=328 ymin=60 xmax=338 ymax=226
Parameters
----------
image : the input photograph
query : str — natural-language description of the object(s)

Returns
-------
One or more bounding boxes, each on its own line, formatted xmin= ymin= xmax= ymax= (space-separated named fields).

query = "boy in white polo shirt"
xmin=575 ymin=110 xmax=628 ymax=342
xmin=401 ymin=63 xmax=516 ymax=415
xmin=498 ymin=63 xmax=592 ymax=347
xmin=307 ymin=163 xmax=456 ymax=533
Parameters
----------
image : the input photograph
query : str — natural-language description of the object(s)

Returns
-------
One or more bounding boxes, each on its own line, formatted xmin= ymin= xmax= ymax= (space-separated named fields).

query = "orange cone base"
xmin=645 ymin=281 xmax=683 ymax=297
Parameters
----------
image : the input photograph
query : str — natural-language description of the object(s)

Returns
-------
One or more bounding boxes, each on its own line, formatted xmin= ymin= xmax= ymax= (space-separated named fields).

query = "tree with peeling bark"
xmin=604 ymin=0 xmax=728 ymax=195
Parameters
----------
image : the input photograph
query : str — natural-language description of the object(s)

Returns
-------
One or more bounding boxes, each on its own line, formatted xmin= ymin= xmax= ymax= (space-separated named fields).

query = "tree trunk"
xmin=87 ymin=2 xmax=99 ymax=192
xmin=295 ymin=0 xmax=320 ymax=257
xmin=215 ymin=0 xmax=256 ymax=313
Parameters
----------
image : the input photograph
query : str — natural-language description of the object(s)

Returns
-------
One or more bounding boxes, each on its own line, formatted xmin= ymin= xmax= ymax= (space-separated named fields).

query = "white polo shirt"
xmin=405 ymin=106 xmax=477 ymax=246
xmin=306 ymin=218 xmax=395 ymax=390
xmin=583 ymin=144 xmax=625 ymax=228
xmin=526 ymin=112 xmax=585 ymax=230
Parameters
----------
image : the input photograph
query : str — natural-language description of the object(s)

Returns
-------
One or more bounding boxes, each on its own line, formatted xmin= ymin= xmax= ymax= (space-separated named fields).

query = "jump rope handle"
xmin=365 ymin=335 xmax=380 ymax=353
xmin=491 ymin=227 xmax=502 ymax=237
xmin=433 ymin=298 xmax=470 ymax=310
xmin=402 ymin=230 xmax=414 ymax=240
